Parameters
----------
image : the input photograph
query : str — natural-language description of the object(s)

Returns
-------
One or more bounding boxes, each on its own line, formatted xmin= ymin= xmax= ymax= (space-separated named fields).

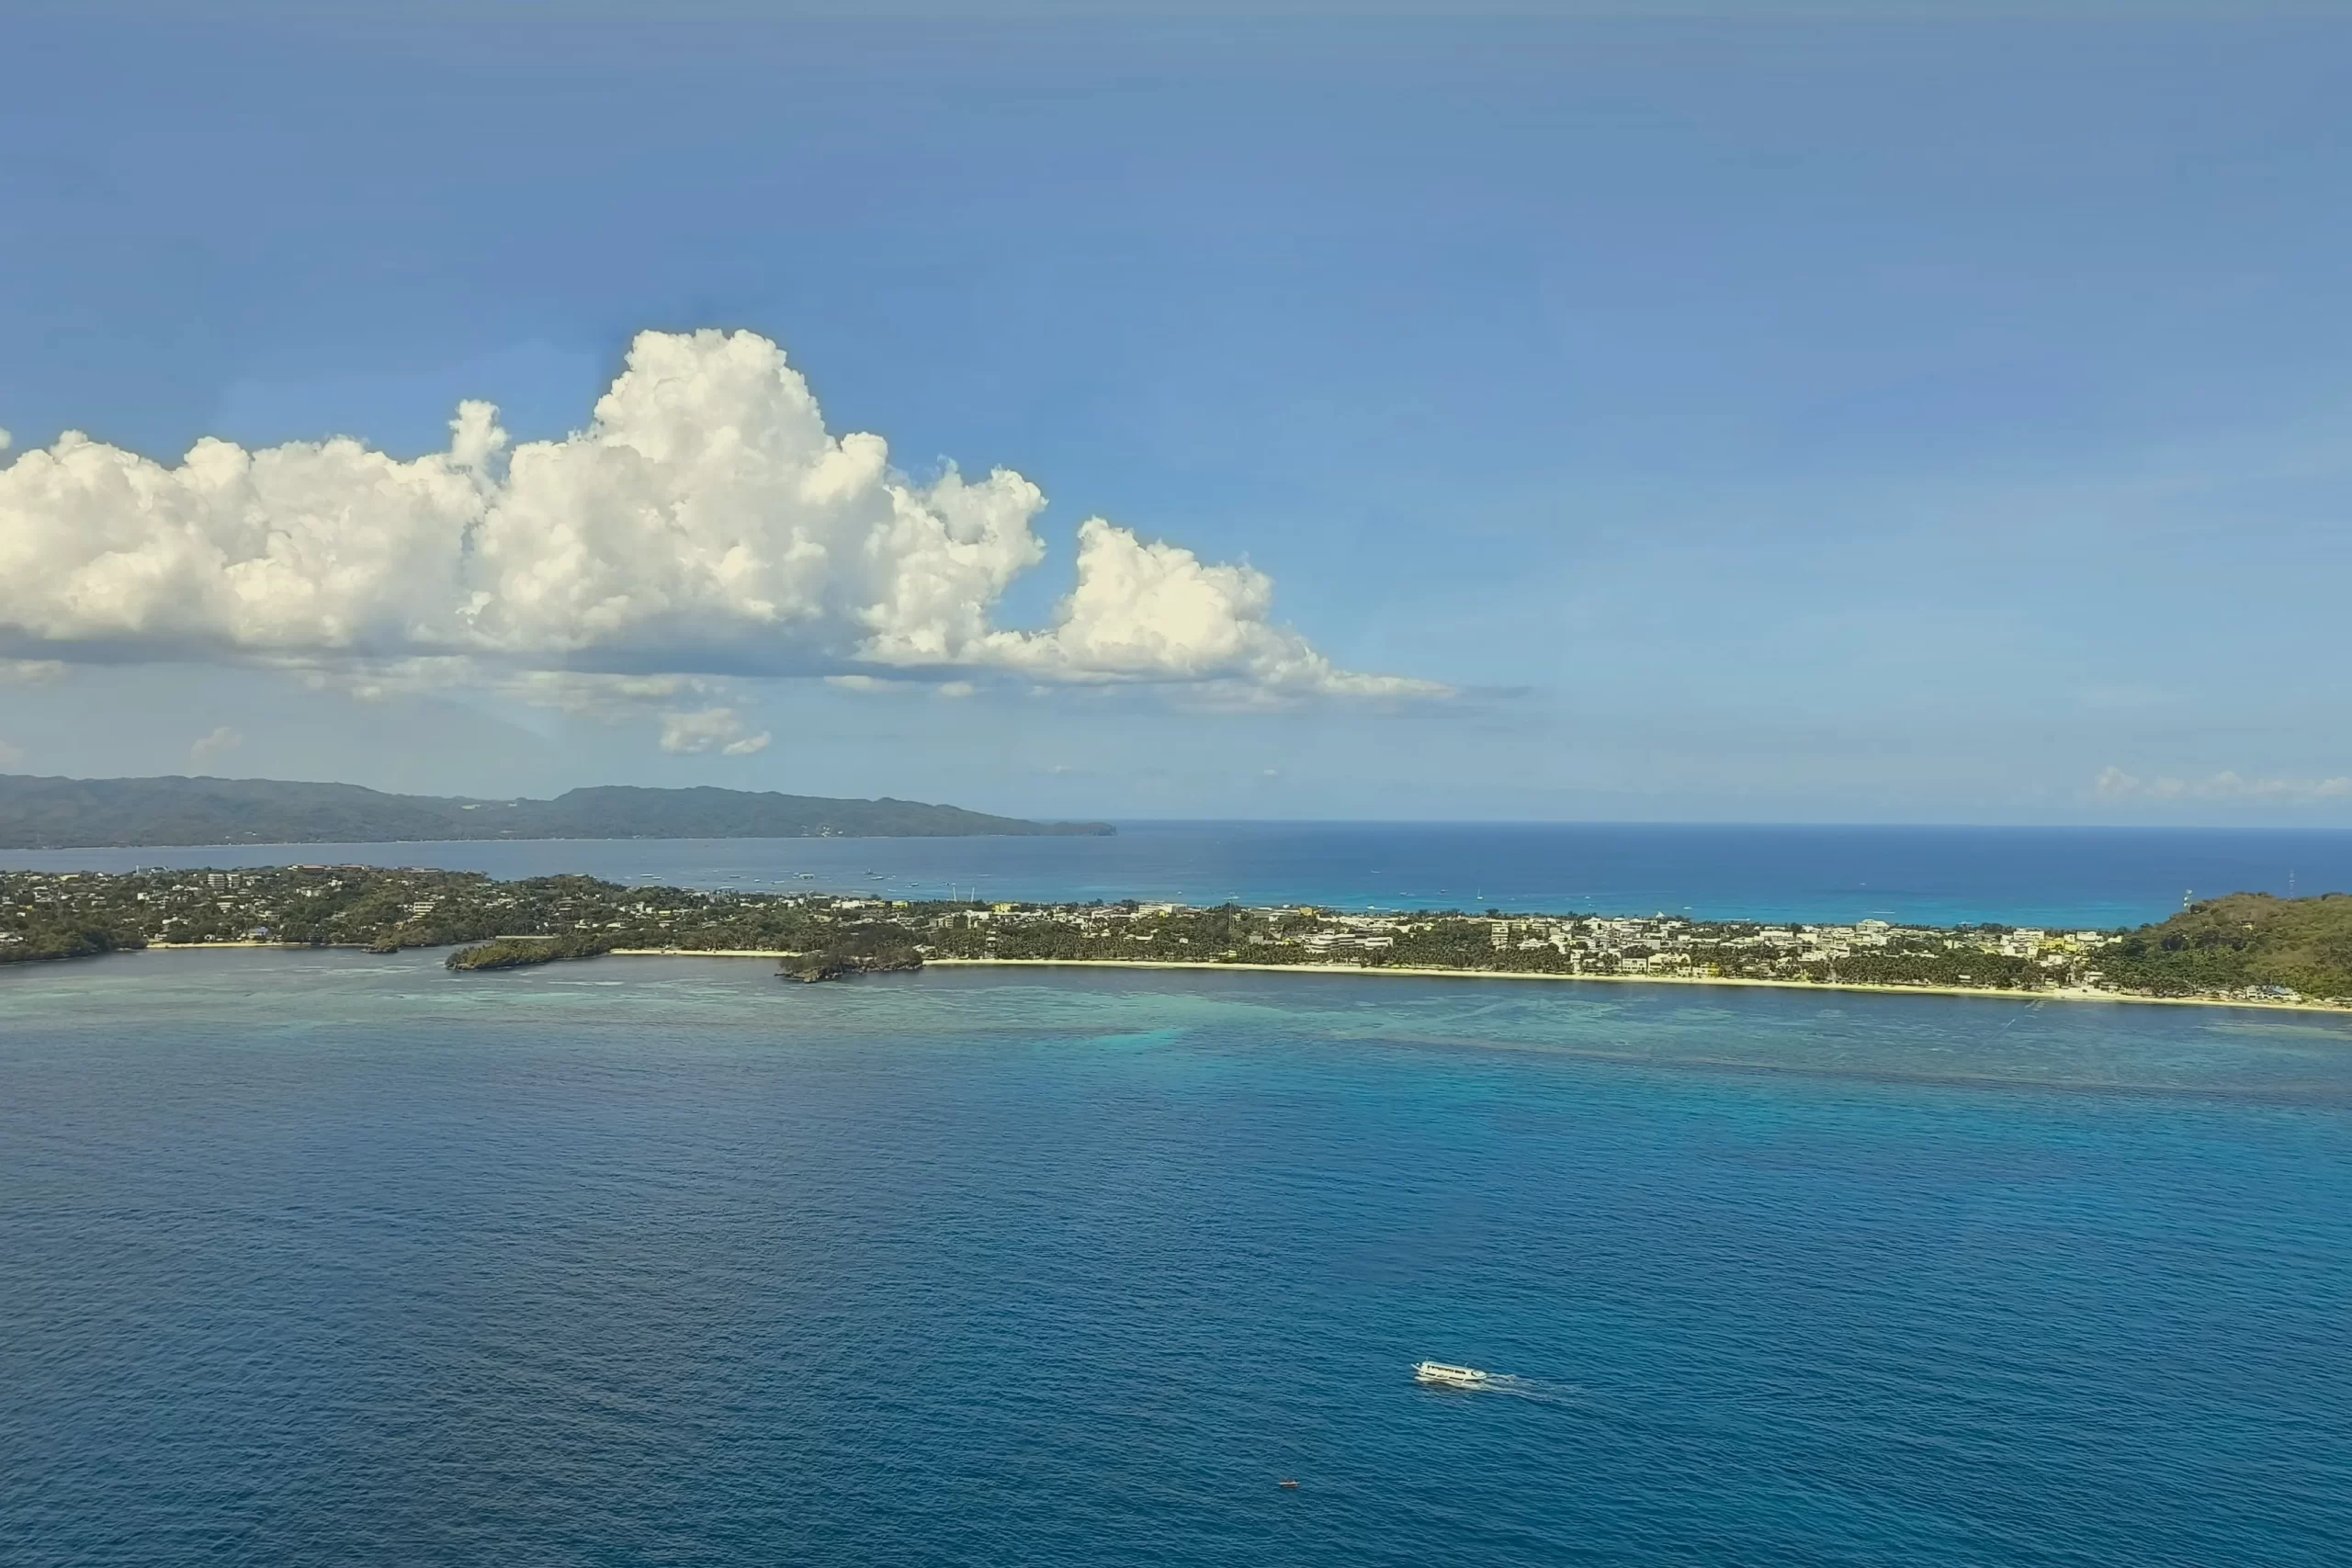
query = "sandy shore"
xmin=607 ymin=947 xmax=799 ymax=960
xmin=125 ymin=942 xmax=2349 ymax=1016
xmin=922 ymin=956 xmax=2352 ymax=1016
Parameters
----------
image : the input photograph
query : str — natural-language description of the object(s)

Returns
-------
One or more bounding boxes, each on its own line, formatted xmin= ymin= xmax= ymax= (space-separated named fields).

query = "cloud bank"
xmin=2093 ymin=766 xmax=2352 ymax=805
xmin=0 ymin=330 xmax=1441 ymax=706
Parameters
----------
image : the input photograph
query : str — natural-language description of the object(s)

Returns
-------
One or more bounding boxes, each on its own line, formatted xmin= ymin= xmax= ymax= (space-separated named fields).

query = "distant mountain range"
xmin=0 ymin=775 xmax=1114 ymax=849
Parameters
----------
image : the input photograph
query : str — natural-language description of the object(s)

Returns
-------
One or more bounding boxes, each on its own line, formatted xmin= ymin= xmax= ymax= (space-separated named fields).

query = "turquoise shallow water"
xmin=6 ymin=951 xmax=2351 ymax=1565
xmin=13 ymin=820 xmax=2352 ymax=927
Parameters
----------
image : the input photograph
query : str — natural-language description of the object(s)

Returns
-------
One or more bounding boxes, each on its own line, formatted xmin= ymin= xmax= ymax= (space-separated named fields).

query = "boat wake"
xmin=1477 ymin=1374 xmax=1589 ymax=1407
xmin=1412 ymin=1362 xmax=1585 ymax=1405
xmin=1476 ymin=1375 xmax=1590 ymax=1405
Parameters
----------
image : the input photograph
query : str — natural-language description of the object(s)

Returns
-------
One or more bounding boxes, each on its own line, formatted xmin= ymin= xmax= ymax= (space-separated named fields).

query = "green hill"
xmin=2100 ymin=893 xmax=2352 ymax=1003
xmin=0 ymin=774 xmax=1113 ymax=849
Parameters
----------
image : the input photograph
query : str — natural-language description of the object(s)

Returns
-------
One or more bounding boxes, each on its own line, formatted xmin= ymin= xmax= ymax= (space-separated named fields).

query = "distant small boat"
xmin=1414 ymin=1361 xmax=1494 ymax=1390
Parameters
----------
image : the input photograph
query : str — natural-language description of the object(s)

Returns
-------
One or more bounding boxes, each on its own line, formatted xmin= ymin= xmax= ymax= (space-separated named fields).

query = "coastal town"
xmin=3 ymin=864 xmax=2344 ymax=1008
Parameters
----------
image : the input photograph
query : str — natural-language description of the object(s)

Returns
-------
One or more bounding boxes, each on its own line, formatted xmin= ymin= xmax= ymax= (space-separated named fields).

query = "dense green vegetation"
xmin=780 ymin=944 xmax=926 ymax=983
xmin=446 ymin=932 xmax=616 ymax=971
xmin=0 ymin=919 xmax=144 ymax=962
xmin=0 ymin=774 xmax=1112 ymax=849
xmin=0 ymin=865 xmax=950 ymax=968
xmin=2097 ymin=893 xmax=2352 ymax=1002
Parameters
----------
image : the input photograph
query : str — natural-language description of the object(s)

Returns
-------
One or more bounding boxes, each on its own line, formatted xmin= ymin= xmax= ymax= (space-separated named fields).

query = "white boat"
xmin=1414 ymin=1360 xmax=1494 ymax=1390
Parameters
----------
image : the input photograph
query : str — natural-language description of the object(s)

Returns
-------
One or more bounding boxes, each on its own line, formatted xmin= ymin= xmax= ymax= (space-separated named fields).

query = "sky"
xmin=2 ymin=1 xmax=2347 ymax=824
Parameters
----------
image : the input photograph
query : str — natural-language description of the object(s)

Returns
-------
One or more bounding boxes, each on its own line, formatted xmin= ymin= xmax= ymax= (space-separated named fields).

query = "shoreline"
xmin=924 ymin=956 xmax=2352 ymax=1016
xmin=109 ymin=943 xmax=2352 ymax=1017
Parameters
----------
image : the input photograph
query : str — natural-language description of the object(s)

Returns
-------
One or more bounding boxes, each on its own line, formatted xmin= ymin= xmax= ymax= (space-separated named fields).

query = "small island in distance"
xmin=0 ymin=774 xmax=1114 ymax=849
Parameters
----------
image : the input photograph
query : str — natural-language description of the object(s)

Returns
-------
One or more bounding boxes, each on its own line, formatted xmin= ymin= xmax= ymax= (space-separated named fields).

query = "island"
xmin=778 ymin=945 xmax=927 ymax=984
xmin=2 ymin=865 xmax=2346 ymax=1008
xmin=443 ymin=931 xmax=616 ymax=970
xmin=0 ymin=774 xmax=1114 ymax=849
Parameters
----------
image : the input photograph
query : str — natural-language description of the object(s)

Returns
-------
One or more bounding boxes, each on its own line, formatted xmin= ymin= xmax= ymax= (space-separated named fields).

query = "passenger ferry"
xmin=1413 ymin=1361 xmax=1494 ymax=1390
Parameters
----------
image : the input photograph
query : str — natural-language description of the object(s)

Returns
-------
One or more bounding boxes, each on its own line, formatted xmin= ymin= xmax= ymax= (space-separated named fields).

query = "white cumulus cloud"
xmin=0 ymin=329 xmax=1439 ymax=705
xmin=963 ymin=519 xmax=1430 ymax=698
xmin=659 ymin=707 xmax=771 ymax=757
xmin=189 ymin=726 xmax=243 ymax=769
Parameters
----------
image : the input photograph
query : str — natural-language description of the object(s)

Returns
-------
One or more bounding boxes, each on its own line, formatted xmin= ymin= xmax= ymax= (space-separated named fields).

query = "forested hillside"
xmin=0 ymin=775 xmax=1112 ymax=848
xmin=2099 ymin=893 xmax=2352 ymax=1002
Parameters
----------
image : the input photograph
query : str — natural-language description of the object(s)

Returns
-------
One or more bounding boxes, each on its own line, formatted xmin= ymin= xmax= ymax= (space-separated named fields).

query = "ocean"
xmin=8 ymin=820 xmax=2352 ymax=928
xmin=5 ymin=949 xmax=2350 ymax=1566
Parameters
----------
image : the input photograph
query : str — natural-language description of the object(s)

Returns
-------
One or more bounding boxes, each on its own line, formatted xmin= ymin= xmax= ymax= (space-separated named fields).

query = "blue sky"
xmin=2 ymin=2 xmax=2347 ymax=823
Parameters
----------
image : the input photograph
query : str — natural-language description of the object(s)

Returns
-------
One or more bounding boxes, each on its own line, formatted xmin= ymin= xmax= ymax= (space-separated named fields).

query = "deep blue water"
xmin=9 ymin=820 xmax=2352 ymax=927
xmin=6 ymin=950 xmax=2351 ymax=1565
